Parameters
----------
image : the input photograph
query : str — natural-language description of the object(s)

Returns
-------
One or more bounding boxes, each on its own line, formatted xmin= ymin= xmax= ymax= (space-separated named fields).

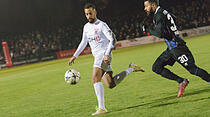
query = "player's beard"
xmin=146 ymin=11 xmax=150 ymax=16
xmin=88 ymin=18 xmax=95 ymax=23
xmin=145 ymin=7 xmax=153 ymax=16
xmin=146 ymin=9 xmax=152 ymax=16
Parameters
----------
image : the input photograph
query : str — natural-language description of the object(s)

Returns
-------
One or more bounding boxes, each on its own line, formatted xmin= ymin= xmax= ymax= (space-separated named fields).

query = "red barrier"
xmin=2 ymin=42 xmax=13 ymax=67
xmin=56 ymin=47 xmax=91 ymax=59
xmin=115 ymin=42 xmax=122 ymax=48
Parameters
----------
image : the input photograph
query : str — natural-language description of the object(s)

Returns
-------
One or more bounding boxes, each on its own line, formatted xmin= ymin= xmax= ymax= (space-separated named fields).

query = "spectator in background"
xmin=0 ymin=53 xmax=4 ymax=64
xmin=36 ymin=33 xmax=43 ymax=60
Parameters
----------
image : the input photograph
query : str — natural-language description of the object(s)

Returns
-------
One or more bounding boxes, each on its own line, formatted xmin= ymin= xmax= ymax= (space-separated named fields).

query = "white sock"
xmin=125 ymin=68 xmax=134 ymax=75
xmin=93 ymin=82 xmax=105 ymax=110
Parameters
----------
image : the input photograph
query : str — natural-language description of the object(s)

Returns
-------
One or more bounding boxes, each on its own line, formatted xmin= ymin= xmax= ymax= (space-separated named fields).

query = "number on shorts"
xmin=178 ymin=55 xmax=188 ymax=66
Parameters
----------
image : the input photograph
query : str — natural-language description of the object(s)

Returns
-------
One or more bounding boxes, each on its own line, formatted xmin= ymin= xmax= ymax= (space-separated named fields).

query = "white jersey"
xmin=73 ymin=19 xmax=115 ymax=57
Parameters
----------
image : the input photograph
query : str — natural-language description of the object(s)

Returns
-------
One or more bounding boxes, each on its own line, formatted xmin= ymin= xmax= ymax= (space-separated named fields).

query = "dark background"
xmin=0 ymin=0 xmax=209 ymax=65
xmin=0 ymin=0 xmax=194 ymax=33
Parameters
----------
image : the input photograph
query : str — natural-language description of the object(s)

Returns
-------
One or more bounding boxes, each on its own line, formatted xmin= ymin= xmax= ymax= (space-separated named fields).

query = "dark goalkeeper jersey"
xmin=148 ymin=6 xmax=186 ymax=50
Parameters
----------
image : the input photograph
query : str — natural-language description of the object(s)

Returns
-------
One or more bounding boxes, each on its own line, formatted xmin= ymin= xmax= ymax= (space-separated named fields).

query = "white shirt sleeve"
xmin=73 ymin=27 xmax=88 ymax=58
xmin=101 ymin=23 xmax=115 ymax=55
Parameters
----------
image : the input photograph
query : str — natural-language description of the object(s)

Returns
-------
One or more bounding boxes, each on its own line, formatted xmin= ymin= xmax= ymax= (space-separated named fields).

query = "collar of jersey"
xmin=154 ymin=6 xmax=160 ymax=14
xmin=89 ymin=19 xmax=99 ymax=25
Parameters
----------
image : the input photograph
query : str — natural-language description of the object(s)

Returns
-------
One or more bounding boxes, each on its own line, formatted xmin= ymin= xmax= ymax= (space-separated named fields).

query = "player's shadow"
xmin=112 ymin=95 xmax=177 ymax=113
xmin=184 ymin=87 xmax=210 ymax=97
xmin=149 ymin=96 xmax=210 ymax=108
xmin=111 ymin=87 xmax=210 ymax=113
xmin=149 ymin=101 xmax=179 ymax=108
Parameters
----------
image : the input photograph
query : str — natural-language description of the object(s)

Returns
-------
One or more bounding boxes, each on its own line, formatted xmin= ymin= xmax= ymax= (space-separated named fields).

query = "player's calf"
xmin=104 ymin=80 xmax=116 ymax=89
xmin=102 ymin=71 xmax=116 ymax=89
xmin=104 ymin=63 xmax=145 ymax=88
xmin=187 ymin=65 xmax=210 ymax=82
xmin=107 ymin=83 xmax=116 ymax=89
xmin=196 ymin=68 xmax=210 ymax=82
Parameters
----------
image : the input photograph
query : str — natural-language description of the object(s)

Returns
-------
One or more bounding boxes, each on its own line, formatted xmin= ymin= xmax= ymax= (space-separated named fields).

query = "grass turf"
xmin=0 ymin=34 xmax=210 ymax=117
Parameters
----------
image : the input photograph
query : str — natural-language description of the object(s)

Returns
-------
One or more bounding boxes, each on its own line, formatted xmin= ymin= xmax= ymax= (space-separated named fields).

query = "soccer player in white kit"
xmin=68 ymin=3 xmax=144 ymax=116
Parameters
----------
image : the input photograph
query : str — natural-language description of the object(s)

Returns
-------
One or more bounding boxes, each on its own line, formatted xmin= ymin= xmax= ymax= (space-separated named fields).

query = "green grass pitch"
xmin=0 ymin=34 xmax=210 ymax=117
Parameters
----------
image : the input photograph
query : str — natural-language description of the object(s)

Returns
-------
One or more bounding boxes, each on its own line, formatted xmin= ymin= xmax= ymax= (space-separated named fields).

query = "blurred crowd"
xmin=0 ymin=26 xmax=82 ymax=63
xmin=108 ymin=0 xmax=210 ymax=41
xmin=170 ymin=0 xmax=210 ymax=30
xmin=0 ymin=0 xmax=210 ymax=64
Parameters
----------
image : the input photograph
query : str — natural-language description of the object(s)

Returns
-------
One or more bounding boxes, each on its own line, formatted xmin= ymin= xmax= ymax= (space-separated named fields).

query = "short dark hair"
xmin=144 ymin=0 xmax=158 ymax=5
xmin=84 ymin=3 xmax=96 ymax=10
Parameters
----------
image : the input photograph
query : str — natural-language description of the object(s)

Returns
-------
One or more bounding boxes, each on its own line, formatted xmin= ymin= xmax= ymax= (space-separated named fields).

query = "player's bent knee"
xmin=108 ymin=82 xmax=116 ymax=89
xmin=152 ymin=66 xmax=157 ymax=73
xmin=152 ymin=64 xmax=161 ymax=74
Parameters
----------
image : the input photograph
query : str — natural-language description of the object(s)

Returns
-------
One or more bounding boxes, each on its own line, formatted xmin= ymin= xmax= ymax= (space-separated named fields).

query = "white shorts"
xmin=93 ymin=52 xmax=112 ymax=72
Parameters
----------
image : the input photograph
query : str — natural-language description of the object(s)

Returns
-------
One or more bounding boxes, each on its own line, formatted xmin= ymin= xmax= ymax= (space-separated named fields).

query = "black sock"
xmin=196 ymin=68 xmax=210 ymax=82
xmin=113 ymin=71 xmax=127 ymax=85
xmin=160 ymin=68 xmax=184 ymax=83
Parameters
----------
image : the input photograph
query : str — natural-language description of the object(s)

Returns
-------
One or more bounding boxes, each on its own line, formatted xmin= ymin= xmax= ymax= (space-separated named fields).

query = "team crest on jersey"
xmin=94 ymin=29 xmax=98 ymax=34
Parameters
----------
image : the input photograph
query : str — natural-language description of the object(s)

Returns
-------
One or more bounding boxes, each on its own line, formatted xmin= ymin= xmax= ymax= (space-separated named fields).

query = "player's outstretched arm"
xmin=140 ymin=16 xmax=163 ymax=38
xmin=69 ymin=26 xmax=88 ymax=66
xmin=68 ymin=56 xmax=76 ymax=66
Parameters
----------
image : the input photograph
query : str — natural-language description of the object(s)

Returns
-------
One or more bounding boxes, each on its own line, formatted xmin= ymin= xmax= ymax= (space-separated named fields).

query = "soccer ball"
xmin=64 ymin=69 xmax=80 ymax=85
